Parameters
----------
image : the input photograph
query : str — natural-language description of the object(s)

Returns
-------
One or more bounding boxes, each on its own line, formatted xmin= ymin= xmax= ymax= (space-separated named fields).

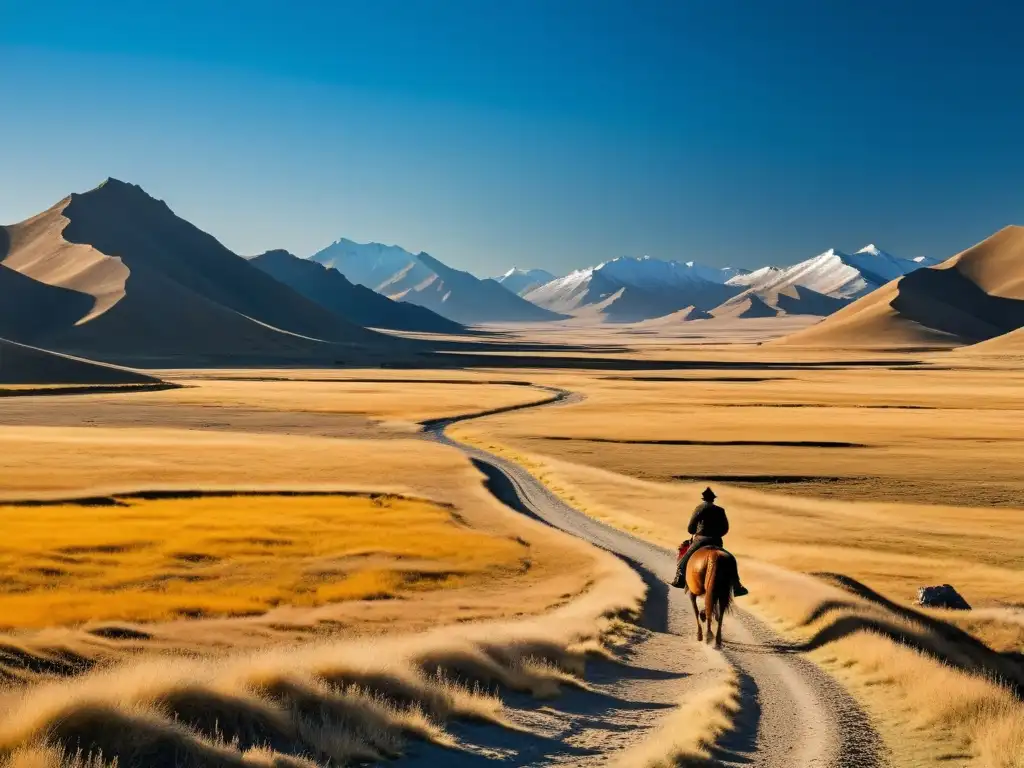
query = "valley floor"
xmin=0 ymin=320 xmax=1020 ymax=766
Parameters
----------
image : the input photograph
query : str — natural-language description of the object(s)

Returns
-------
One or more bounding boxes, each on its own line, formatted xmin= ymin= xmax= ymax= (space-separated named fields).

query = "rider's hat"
xmin=702 ymin=486 xmax=716 ymax=501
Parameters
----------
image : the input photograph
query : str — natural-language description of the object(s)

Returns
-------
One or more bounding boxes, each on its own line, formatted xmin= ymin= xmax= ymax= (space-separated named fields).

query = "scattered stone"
xmin=917 ymin=584 xmax=971 ymax=610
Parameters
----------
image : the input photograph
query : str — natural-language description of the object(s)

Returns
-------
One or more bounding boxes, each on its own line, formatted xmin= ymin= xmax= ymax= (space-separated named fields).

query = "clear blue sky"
xmin=2 ymin=1 xmax=1023 ymax=276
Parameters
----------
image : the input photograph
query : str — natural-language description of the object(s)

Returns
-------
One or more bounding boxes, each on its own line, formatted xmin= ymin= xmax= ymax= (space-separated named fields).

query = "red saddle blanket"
xmin=677 ymin=541 xmax=690 ymax=561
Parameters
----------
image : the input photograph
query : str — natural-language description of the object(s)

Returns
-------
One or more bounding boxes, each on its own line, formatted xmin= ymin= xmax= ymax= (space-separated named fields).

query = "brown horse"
xmin=684 ymin=547 xmax=737 ymax=648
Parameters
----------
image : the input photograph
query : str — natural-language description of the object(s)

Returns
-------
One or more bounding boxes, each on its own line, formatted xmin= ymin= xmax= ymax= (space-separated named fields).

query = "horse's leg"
xmin=689 ymin=592 xmax=702 ymax=642
xmin=715 ymin=600 xmax=725 ymax=649
xmin=703 ymin=551 xmax=724 ymax=646
xmin=705 ymin=597 xmax=714 ymax=645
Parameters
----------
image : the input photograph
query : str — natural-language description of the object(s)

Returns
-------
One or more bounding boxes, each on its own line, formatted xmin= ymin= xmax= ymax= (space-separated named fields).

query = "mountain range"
xmin=523 ymin=256 xmax=741 ymax=323
xmin=3 ymin=176 xmax=1021 ymax=382
xmin=493 ymin=267 xmax=556 ymax=296
xmin=310 ymin=239 xmax=565 ymax=324
xmin=512 ymin=246 xmax=935 ymax=324
xmin=0 ymin=179 xmax=418 ymax=366
xmin=250 ymin=250 xmax=464 ymax=334
xmin=776 ymin=226 xmax=1024 ymax=349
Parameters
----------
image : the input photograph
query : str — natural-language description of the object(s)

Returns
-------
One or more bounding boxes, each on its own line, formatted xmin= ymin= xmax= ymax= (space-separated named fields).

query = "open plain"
xmin=0 ymin=320 xmax=1020 ymax=767
xmin=7 ymin=10 xmax=1024 ymax=764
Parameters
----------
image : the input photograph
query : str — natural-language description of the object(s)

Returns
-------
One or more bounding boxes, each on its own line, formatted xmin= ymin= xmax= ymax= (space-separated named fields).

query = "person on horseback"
xmin=674 ymin=487 xmax=748 ymax=596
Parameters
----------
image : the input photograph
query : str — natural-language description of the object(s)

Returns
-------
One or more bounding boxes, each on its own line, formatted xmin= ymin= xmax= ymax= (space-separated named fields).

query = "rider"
xmin=675 ymin=487 xmax=748 ymax=596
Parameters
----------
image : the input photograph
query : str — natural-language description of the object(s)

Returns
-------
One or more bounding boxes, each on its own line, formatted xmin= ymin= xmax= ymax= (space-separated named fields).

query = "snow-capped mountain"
xmin=308 ymin=239 xmax=566 ymax=324
xmin=519 ymin=245 xmax=935 ymax=323
xmin=250 ymin=249 xmax=464 ymax=334
xmin=310 ymin=238 xmax=434 ymax=292
xmin=494 ymin=267 xmax=557 ymax=296
xmin=306 ymin=238 xmax=937 ymax=326
xmin=727 ymin=244 xmax=937 ymax=300
xmin=524 ymin=256 xmax=742 ymax=322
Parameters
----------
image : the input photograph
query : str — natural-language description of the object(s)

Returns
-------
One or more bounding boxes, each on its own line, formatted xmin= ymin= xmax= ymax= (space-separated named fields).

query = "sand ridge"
xmin=775 ymin=225 xmax=1024 ymax=349
xmin=1 ymin=180 xmax=408 ymax=366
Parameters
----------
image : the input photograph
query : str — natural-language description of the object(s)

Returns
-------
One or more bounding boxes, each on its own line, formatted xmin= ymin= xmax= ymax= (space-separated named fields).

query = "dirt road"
xmin=418 ymin=386 xmax=884 ymax=767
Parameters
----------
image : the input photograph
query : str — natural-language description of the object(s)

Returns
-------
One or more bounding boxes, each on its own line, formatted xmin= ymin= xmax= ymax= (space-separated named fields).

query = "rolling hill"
xmin=310 ymin=239 xmax=566 ymax=323
xmin=0 ymin=179 xmax=400 ymax=365
xmin=957 ymin=326 xmax=1024 ymax=356
xmin=775 ymin=226 xmax=1024 ymax=348
xmin=250 ymin=250 xmax=464 ymax=334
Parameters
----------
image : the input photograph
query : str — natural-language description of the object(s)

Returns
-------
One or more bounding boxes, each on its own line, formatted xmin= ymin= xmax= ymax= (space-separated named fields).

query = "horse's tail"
xmin=706 ymin=550 xmax=736 ymax=622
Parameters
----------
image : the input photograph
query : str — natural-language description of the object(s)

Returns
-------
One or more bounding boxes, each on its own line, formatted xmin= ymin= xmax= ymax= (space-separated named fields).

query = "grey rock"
xmin=917 ymin=584 xmax=971 ymax=610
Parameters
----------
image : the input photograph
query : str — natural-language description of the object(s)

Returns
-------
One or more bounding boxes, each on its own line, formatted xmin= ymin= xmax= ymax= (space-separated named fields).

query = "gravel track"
xmin=420 ymin=385 xmax=884 ymax=767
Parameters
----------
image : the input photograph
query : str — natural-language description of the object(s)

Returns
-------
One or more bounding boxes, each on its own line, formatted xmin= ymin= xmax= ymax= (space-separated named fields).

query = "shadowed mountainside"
xmin=711 ymin=285 xmax=850 ymax=319
xmin=310 ymin=239 xmax=567 ymax=324
xmin=390 ymin=252 xmax=568 ymax=324
xmin=0 ymin=179 xmax=407 ymax=365
xmin=775 ymin=226 xmax=1024 ymax=348
xmin=250 ymin=249 xmax=465 ymax=334
xmin=0 ymin=336 xmax=159 ymax=385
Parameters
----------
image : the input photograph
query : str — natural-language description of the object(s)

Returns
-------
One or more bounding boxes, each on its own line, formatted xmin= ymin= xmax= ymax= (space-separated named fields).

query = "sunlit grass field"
xmin=0 ymin=494 xmax=526 ymax=628
xmin=446 ymin=357 xmax=1024 ymax=767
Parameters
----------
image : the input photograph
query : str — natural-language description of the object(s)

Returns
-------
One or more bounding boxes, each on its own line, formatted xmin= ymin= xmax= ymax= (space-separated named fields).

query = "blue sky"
xmin=2 ymin=1 xmax=1023 ymax=276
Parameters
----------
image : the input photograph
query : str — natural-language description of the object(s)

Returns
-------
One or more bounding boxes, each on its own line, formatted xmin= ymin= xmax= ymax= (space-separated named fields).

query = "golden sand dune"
xmin=775 ymin=225 xmax=1024 ymax=348
xmin=0 ymin=337 xmax=157 ymax=384
xmin=0 ymin=179 xmax=397 ymax=365
xmin=956 ymin=325 xmax=1024 ymax=355
xmin=3 ymin=202 xmax=129 ymax=323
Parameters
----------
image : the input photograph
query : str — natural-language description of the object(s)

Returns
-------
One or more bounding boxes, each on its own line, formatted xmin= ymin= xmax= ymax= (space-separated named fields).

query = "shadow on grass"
xmin=799 ymin=572 xmax=1024 ymax=698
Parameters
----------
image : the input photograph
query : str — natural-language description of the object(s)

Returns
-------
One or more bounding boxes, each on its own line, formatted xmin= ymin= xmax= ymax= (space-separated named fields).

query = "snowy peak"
xmin=308 ymin=238 xmax=565 ymax=324
xmin=494 ymin=267 xmax=557 ymax=296
xmin=726 ymin=244 xmax=932 ymax=301
xmin=855 ymin=243 xmax=887 ymax=257
xmin=524 ymin=254 xmax=742 ymax=319
xmin=596 ymin=255 xmax=733 ymax=288
xmin=311 ymin=239 xmax=419 ymax=280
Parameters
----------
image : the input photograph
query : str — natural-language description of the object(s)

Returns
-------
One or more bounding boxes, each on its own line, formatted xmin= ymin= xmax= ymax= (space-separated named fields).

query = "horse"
xmin=683 ymin=546 xmax=737 ymax=648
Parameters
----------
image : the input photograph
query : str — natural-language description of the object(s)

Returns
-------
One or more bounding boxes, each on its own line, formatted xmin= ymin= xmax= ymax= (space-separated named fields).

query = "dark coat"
xmin=687 ymin=501 xmax=729 ymax=538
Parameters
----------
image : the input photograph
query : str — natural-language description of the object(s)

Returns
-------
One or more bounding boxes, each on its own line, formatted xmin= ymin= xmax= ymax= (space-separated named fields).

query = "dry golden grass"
xmin=0 ymin=375 xmax=552 ymax=455
xmin=746 ymin=563 xmax=1024 ymax=768
xmin=0 ymin=494 xmax=526 ymax=628
xmin=451 ymin=364 xmax=1024 ymax=609
xmin=0 ymin=536 xmax=645 ymax=768
xmin=442 ymin=347 xmax=1024 ymax=767
xmin=160 ymin=378 xmax=544 ymax=425
xmin=613 ymin=653 xmax=739 ymax=768
xmin=446 ymin=441 xmax=1024 ymax=766
xmin=0 ymin=429 xmax=602 ymax=669
xmin=454 ymin=366 xmax=1024 ymax=506
xmin=0 ymin=377 xmax=610 ymax=664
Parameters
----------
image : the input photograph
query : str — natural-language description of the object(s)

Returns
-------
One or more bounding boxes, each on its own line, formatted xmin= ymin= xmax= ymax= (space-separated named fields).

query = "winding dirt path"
xmin=419 ymin=385 xmax=884 ymax=767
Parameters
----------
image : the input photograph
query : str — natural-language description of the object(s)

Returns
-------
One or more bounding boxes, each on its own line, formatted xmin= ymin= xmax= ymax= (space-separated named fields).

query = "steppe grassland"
xmin=449 ymin=364 xmax=1024 ymax=608
xmin=446 ymin=353 xmax=1024 ymax=766
xmin=0 ymin=373 xmax=651 ymax=765
xmin=154 ymin=375 xmax=546 ymax=426
xmin=0 ymin=494 xmax=526 ymax=628
xmin=0 ymin=375 xmax=600 ymax=640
